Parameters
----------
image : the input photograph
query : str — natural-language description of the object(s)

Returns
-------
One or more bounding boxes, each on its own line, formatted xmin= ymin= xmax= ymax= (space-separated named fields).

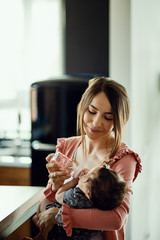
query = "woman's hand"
xmin=37 ymin=196 xmax=53 ymax=214
xmin=33 ymin=207 xmax=59 ymax=240
xmin=46 ymin=153 xmax=71 ymax=192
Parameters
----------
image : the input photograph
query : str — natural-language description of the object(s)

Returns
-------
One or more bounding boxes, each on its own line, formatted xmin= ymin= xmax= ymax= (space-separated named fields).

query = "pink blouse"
xmin=44 ymin=136 xmax=142 ymax=240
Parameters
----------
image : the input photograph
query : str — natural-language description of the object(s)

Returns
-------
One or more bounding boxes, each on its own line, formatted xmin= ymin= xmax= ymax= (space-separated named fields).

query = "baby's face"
xmin=77 ymin=166 xmax=101 ymax=198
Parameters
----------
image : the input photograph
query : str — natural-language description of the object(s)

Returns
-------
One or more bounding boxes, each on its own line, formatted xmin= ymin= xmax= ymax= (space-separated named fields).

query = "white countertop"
xmin=0 ymin=186 xmax=45 ymax=239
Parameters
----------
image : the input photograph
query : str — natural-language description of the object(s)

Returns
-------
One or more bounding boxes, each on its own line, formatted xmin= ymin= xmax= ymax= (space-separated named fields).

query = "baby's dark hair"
xmin=88 ymin=166 xmax=128 ymax=210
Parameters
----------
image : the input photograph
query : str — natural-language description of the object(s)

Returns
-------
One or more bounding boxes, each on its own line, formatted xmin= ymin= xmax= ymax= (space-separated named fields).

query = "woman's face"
xmin=83 ymin=92 xmax=114 ymax=140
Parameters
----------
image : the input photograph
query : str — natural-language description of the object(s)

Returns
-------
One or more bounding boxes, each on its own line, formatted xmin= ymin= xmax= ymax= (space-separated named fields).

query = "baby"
xmin=46 ymin=164 xmax=128 ymax=240
xmin=24 ymin=159 xmax=128 ymax=240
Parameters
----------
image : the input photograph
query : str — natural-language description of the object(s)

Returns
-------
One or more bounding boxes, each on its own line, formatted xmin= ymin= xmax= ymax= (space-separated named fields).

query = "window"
xmin=0 ymin=0 xmax=63 ymax=140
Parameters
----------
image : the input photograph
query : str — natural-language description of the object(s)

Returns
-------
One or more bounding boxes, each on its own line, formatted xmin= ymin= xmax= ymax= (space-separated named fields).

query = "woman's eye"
xmin=104 ymin=116 xmax=113 ymax=121
xmin=88 ymin=109 xmax=96 ymax=114
xmin=88 ymin=107 xmax=113 ymax=120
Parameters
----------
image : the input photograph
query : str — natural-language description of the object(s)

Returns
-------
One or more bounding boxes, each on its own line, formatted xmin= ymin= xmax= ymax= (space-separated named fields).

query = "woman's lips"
xmin=89 ymin=127 xmax=102 ymax=134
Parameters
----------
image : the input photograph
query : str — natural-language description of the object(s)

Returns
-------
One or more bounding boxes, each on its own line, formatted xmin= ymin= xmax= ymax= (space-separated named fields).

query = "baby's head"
xmin=78 ymin=165 xmax=128 ymax=210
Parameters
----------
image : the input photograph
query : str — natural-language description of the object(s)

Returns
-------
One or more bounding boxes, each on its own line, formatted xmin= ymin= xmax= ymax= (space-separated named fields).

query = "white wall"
xmin=109 ymin=0 xmax=131 ymax=92
xmin=131 ymin=0 xmax=160 ymax=239
xmin=109 ymin=0 xmax=132 ymax=148
xmin=109 ymin=1 xmax=131 ymax=238
xmin=110 ymin=0 xmax=160 ymax=239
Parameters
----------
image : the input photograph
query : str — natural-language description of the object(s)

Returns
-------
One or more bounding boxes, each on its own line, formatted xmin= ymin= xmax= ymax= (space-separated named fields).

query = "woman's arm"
xmin=62 ymin=154 xmax=138 ymax=236
xmin=44 ymin=137 xmax=81 ymax=201
xmin=62 ymin=188 xmax=132 ymax=234
xmin=33 ymin=206 xmax=59 ymax=240
xmin=44 ymin=153 xmax=71 ymax=201
xmin=56 ymin=178 xmax=78 ymax=204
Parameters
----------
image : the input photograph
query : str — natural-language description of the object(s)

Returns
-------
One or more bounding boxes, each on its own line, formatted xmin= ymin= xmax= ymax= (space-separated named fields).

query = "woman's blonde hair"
xmin=77 ymin=77 xmax=130 ymax=158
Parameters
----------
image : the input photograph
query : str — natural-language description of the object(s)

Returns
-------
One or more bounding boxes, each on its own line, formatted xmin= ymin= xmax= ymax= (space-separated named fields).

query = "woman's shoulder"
xmin=57 ymin=136 xmax=82 ymax=146
xmin=114 ymin=142 xmax=141 ymax=162
xmin=112 ymin=142 xmax=142 ymax=181
xmin=56 ymin=136 xmax=82 ymax=157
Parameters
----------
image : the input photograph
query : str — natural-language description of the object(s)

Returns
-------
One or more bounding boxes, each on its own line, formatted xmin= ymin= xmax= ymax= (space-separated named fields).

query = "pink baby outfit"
xmin=44 ymin=136 xmax=142 ymax=240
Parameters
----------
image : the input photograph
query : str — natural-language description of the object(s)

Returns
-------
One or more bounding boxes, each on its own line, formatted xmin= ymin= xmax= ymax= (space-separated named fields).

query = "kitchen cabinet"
xmin=0 ymin=166 xmax=31 ymax=186
xmin=0 ymin=166 xmax=32 ymax=239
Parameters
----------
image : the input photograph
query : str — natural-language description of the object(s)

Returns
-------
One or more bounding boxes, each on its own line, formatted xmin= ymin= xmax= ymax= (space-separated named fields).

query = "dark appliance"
xmin=65 ymin=0 xmax=109 ymax=76
xmin=30 ymin=76 xmax=89 ymax=187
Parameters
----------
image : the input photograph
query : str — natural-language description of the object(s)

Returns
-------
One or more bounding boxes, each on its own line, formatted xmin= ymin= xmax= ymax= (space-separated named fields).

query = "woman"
xmin=33 ymin=77 xmax=142 ymax=240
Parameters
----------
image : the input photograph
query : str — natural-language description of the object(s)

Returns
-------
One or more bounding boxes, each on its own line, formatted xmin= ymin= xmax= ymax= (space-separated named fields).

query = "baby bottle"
xmin=51 ymin=151 xmax=85 ymax=178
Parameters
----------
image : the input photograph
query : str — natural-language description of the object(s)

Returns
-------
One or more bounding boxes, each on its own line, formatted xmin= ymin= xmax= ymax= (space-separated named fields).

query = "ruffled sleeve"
xmin=43 ymin=180 xmax=56 ymax=201
xmin=112 ymin=144 xmax=142 ymax=182
xmin=62 ymin=203 xmax=73 ymax=236
xmin=56 ymin=138 xmax=66 ymax=153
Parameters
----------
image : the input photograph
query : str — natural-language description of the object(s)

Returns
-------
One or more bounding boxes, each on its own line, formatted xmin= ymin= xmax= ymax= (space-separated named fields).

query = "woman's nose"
xmin=93 ymin=114 xmax=102 ymax=126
